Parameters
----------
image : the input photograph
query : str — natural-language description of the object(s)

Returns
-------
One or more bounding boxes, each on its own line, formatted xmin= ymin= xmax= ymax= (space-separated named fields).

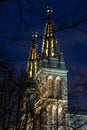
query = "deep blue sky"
xmin=0 ymin=0 xmax=87 ymax=111
xmin=0 ymin=0 xmax=87 ymax=70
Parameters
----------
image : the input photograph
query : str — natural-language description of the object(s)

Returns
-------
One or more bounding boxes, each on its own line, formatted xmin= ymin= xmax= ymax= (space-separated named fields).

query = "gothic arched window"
xmin=55 ymin=76 xmax=62 ymax=99
xmin=48 ymin=75 xmax=54 ymax=98
xmin=48 ymin=75 xmax=54 ymax=87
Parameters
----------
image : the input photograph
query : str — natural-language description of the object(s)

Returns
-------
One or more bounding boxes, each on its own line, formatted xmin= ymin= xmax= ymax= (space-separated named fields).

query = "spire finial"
xmin=32 ymin=31 xmax=38 ymax=46
xmin=47 ymin=5 xmax=53 ymax=25
xmin=32 ymin=31 xmax=38 ymax=39
xmin=47 ymin=5 xmax=53 ymax=13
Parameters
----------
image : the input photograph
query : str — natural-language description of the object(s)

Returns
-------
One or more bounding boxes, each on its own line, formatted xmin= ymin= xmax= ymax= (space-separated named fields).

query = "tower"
xmin=34 ymin=7 xmax=68 ymax=130
xmin=20 ymin=32 xmax=39 ymax=130
xmin=26 ymin=6 xmax=68 ymax=130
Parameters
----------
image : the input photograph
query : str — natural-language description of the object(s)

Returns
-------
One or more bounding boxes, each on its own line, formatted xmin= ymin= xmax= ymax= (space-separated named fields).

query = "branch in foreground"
xmin=56 ymin=17 xmax=87 ymax=32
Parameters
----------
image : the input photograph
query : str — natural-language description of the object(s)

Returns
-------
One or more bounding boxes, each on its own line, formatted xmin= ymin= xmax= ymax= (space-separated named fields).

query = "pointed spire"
xmin=30 ymin=31 xmax=38 ymax=61
xmin=28 ymin=31 xmax=39 ymax=78
xmin=40 ymin=6 xmax=60 ymax=68
xmin=46 ymin=6 xmax=55 ymax=38
xmin=41 ymin=6 xmax=58 ymax=59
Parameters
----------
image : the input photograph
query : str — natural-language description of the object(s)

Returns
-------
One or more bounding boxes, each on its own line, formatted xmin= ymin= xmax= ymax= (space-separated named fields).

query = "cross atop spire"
xmin=32 ymin=31 xmax=37 ymax=39
xmin=47 ymin=6 xmax=53 ymax=13
xmin=47 ymin=6 xmax=53 ymax=25
xmin=32 ymin=31 xmax=38 ymax=46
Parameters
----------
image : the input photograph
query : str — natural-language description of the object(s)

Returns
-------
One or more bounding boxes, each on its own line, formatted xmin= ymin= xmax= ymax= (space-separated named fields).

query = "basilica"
xmin=20 ymin=6 xmax=87 ymax=130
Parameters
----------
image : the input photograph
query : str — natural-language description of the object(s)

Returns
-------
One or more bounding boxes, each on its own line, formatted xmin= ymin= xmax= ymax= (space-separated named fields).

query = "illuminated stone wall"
xmin=34 ymin=68 xmax=68 ymax=130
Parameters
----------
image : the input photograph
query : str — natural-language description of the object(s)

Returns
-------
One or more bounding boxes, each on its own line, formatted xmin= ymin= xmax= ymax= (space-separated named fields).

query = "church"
xmin=20 ymin=6 xmax=87 ymax=130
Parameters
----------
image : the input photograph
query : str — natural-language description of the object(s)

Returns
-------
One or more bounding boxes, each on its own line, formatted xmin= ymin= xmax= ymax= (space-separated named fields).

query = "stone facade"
xmin=34 ymin=68 xmax=68 ymax=130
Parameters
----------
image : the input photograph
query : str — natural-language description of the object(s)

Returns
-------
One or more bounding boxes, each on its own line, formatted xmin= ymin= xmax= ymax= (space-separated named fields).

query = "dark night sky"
xmin=0 ymin=0 xmax=87 ymax=111
xmin=0 ymin=0 xmax=87 ymax=69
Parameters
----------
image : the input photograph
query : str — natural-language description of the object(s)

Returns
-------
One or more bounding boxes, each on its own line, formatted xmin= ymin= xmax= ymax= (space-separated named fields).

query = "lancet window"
xmin=55 ymin=76 xmax=62 ymax=99
xmin=48 ymin=75 xmax=54 ymax=98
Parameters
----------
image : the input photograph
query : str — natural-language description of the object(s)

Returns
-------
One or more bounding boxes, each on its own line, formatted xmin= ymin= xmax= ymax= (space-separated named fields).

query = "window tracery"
xmin=55 ymin=76 xmax=62 ymax=99
xmin=48 ymin=75 xmax=54 ymax=98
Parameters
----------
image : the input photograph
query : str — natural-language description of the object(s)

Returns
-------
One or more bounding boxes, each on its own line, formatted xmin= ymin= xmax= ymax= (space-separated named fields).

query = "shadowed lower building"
xmin=20 ymin=6 xmax=87 ymax=130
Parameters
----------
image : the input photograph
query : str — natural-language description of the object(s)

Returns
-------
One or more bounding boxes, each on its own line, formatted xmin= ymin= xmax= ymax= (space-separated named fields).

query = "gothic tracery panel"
xmin=48 ymin=75 xmax=54 ymax=98
xmin=55 ymin=76 xmax=62 ymax=99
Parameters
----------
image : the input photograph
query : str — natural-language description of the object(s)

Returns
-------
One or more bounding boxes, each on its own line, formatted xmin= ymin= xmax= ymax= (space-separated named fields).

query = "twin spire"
xmin=28 ymin=6 xmax=66 ymax=78
xmin=28 ymin=32 xmax=38 ymax=78
xmin=42 ymin=6 xmax=58 ymax=58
